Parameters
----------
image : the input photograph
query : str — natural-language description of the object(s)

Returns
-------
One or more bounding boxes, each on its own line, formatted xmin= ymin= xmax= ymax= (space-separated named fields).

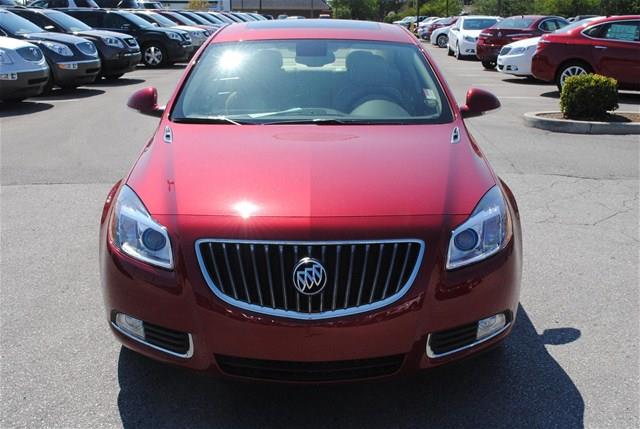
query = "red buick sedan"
xmin=100 ymin=19 xmax=522 ymax=382
xmin=531 ymin=16 xmax=640 ymax=90
xmin=477 ymin=15 xmax=569 ymax=69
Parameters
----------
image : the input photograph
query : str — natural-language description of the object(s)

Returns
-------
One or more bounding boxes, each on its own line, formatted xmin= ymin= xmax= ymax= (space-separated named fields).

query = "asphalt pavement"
xmin=1 ymin=42 xmax=638 ymax=429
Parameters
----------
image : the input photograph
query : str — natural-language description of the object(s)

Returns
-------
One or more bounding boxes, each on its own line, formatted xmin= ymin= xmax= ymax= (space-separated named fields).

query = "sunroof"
xmin=246 ymin=19 xmax=380 ymax=30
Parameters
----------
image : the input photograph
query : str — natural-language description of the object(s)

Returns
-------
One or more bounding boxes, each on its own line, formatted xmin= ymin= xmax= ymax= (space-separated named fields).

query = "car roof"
xmin=213 ymin=19 xmax=417 ymax=44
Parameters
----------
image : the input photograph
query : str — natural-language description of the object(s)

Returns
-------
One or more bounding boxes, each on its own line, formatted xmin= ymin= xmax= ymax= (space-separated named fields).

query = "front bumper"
xmin=166 ymin=41 xmax=194 ymax=63
xmin=497 ymin=54 xmax=533 ymax=77
xmin=100 ymin=186 xmax=522 ymax=382
xmin=458 ymin=39 xmax=478 ymax=56
xmin=101 ymin=49 xmax=142 ymax=75
xmin=531 ymin=52 xmax=556 ymax=82
xmin=51 ymin=58 xmax=101 ymax=87
xmin=0 ymin=67 xmax=49 ymax=101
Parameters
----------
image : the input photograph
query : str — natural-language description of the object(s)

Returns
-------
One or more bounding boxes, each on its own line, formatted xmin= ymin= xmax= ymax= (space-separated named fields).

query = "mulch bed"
xmin=539 ymin=112 xmax=640 ymax=123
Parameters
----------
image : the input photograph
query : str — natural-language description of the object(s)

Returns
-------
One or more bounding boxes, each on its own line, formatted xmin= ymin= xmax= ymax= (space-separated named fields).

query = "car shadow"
xmin=0 ymin=101 xmax=54 ymax=118
xmin=116 ymin=305 xmax=584 ymax=429
xmin=90 ymin=78 xmax=146 ymax=87
xmin=501 ymin=77 xmax=551 ymax=86
xmin=35 ymin=88 xmax=105 ymax=101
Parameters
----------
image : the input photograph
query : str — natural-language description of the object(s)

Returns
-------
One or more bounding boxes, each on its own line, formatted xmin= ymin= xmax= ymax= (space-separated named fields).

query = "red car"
xmin=477 ymin=15 xmax=569 ymax=69
xmin=101 ymin=19 xmax=522 ymax=382
xmin=532 ymin=16 xmax=640 ymax=90
xmin=423 ymin=16 xmax=458 ymax=41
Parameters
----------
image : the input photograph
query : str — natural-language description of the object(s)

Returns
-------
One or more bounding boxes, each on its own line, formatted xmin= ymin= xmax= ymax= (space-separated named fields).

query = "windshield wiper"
xmin=172 ymin=116 xmax=245 ymax=125
xmin=261 ymin=118 xmax=362 ymax=125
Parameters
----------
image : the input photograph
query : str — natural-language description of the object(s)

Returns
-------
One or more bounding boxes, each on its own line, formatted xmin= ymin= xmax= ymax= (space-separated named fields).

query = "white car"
xmin=430 ymin=24 xmax=452 ymax=47
xmin=0 ymin=36 xmax=49 ymax=102
xmin=447 ymin=16 xmax=500 ymax=59
xmin=496 ymin=37 xmax=540 ymax=77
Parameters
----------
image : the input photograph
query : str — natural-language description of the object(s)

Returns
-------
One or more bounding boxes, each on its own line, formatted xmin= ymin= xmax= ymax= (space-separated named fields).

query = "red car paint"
xmin=100 ymin=20 xmax=522 ymax=382
xmin=477 ymin=15 xmax=569 ymax=66
xmin=531 ymin=15 xmax=640 ymax=90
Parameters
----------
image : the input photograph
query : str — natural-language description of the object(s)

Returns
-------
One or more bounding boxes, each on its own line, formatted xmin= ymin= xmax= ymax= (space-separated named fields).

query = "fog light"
xmin=115 ymin=313 xmax=145 ymax=339
xmin=58 ymin=62 xmax=78 ymax=70
xmin=477 ymin=313 xmax=506 ymax=340
xmin=0 ymin=73 xmax=18 ymax=80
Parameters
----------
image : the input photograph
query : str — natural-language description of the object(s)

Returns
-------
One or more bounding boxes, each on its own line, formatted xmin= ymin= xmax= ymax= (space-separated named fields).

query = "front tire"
xmin=482 ymin=60 xmax=496 ymax=69
xmin=555 ymin=62 xmax=591 ymax=91
xmin=142 ymin=43 xmax=167 ymax=68
xmin=447 ymin=45 xmax=454 ymax=56
xmin=455 ymin=43 xmax=461 ymax=59
xmin=437 ymin=34 xmax=448 ymax=48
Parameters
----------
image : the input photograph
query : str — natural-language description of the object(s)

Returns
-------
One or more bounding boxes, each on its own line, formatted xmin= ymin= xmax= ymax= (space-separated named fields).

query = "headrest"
xmin=345 ymin=51 xmax=389 ymax=86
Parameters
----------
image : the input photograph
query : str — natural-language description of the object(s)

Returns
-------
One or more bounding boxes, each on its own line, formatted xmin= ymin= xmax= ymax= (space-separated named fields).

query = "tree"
xmin=187 ymin=0 xmax=209 ymax=11
xmin=330 ymin=0 xmax=380 ymax=20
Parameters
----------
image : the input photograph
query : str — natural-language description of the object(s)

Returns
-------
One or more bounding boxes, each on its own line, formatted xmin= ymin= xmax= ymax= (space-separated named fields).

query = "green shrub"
xmin=187 ymin=0 xmax=208 ymax=11
xmin=560 ymin=73 xmax=619 ymax=120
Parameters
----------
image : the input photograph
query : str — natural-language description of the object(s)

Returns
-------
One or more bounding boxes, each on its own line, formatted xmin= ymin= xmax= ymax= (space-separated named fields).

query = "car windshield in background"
xmin=142 ymin=12 xmax=175 ymax=27
xmin=119 ymin=12 xmax=154 ymax=28
xmin=171 ymin=40 xmax=453 ymax=125
xmin=495 ymin=17 xmax=535 ymax=29
xmin=0 ymin=11 xmax=44 ymax=35
xmin=47 ymin=10 xmax=92 ymax=32
xmin=554 ymin=17 xmax=600 ymax=33
xmin=463 ymin=18 xmax=499 ymax=30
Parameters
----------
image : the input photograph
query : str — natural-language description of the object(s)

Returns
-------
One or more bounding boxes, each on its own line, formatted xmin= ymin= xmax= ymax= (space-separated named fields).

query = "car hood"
xmin=505 ymin=36 xmax=540 ymax=48
xmin=74 ymin=29 xmax=131 ymax=39
xmin=127 ymin=123 xmax=496 ymax=217
xmin=22 ymin=31 xmax=87 ymax=45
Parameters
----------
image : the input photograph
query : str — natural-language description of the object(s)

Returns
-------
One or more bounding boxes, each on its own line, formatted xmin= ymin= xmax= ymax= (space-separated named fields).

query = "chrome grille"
xmin=499 ymin=46 xmax=511 ymax=56
xmin=196 ymin=239 xmax=424 ymax=320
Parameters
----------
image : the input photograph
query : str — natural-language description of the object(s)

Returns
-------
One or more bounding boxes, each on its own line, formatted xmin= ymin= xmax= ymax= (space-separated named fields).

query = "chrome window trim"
xmin=581 ymin=19 xmax=640 ymax=44
xmin=195 ymin=238 xmax=426 ymax=321
xmin=426 ymin=321 xmax=511 ymax=359
xmin=111 ymin=321 xmax=194 ymax=359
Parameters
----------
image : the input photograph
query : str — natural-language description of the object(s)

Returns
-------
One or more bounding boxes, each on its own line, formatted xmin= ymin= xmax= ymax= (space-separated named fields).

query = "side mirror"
xmin=127 ymin=87 xmax=164 ymax=117
xmin=460 ymin=88 xmax=500 ymax=118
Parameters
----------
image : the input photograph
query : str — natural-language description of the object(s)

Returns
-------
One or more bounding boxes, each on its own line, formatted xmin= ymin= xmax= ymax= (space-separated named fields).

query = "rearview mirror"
xmin=127 ymin=87 xmax=164 ymax=117
xmin=460 ymin=88 xmax=500 ymax=118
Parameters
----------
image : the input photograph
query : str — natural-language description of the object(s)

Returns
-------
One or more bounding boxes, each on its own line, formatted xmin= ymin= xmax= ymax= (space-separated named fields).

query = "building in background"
xmin=231 ymin=0 xmax=330 ymax=18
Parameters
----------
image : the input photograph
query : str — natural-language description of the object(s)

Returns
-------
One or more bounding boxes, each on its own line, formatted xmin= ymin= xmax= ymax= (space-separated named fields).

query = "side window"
xmin=539 ymin=19 xmax=557 ymax=32
xmin=604 ymin=21 xmax=640 ymax=42
xmin=22 ymin=12 xmax=51 ymax=29
xmin=49 ymin=0 xmax=68 ymax=7
xmin=72 ymin=12 xmax=99 ymax=27
xmin=30 ymin=0 xmax=49 ymax=6
xmin=75 ymin=0 xmax=92 ymax=7
xmin=103 ymin=13 xmax=129 ymax=29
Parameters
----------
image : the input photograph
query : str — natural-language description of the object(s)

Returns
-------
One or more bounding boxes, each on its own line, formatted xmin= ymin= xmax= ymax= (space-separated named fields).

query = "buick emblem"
xmin=292 ymin=258 xmax=327 ymax=295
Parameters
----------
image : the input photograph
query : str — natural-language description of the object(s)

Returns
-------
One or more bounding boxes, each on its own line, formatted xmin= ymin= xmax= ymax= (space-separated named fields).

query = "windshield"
xmin=0 ymin=11 xmax=43 ymax=35
xmin=172 ymin=39 xmax=453 ymax=125
xmin=119 ymin=11 xmax=154 ymax=28
xmin=463 ymin=18 xmax=498 ymax=30
xmin=166 ymin=12 xmax=197 ymax=26
xmin=144 ymin=12 xmax=175 ymax=27
xmin=47 ymin=10 xmax=92 ymax=31
xmin=554 ymin=17 xmax=600 ymax=33
xmin=495 ymin=17 xmax=535 ymax=29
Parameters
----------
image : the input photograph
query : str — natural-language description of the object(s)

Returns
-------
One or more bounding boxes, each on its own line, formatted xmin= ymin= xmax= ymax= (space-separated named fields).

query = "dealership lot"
xmin=1 ymin=40 xmax=638 ymax=429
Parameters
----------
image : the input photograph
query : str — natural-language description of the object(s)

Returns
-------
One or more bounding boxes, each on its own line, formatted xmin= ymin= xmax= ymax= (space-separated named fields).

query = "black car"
xmin=173 ymin=10 xmax=217 ymax=31
xmin=27 ymin=0 xmax=98 ymax=7
xmin=0 ymin=9 xmax=101 ymax=90
xmin=9 ymin=8 xmax=141 ymax=79
xmin=93 ymin=0 xmax=162 ymax=8
xmin=62 ymin=8 xmax=192 ymax=67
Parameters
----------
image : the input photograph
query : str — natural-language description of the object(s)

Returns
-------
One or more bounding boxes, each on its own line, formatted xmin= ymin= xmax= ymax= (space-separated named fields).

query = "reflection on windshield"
xmin=172 ymin=39 xmax=453 ymax=125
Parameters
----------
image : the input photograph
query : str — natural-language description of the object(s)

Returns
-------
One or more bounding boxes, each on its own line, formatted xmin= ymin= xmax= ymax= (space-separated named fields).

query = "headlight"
xmin=167 ymin=31 xmax=181 ymax=41
xmin=42 ymin=41 xmax=73 ymax=57
xmin=102 ymin=36 xmax=124 ymax=48
xmin=510 ymin=47 xmax=526 ymax=55
xmin=446 ymin=186 xmax=512 ymax=270
xmin=463 ymin=35 xmax=476 ymax=42
xmin=110 ymin=185 xmax=173 ymax=269
xmin=0 ymin=49 xmax=13 ymax=65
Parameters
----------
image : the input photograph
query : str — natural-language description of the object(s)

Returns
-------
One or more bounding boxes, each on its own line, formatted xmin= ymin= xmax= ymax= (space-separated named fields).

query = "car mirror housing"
xmin=460 ymin=88 xmax=500 ymax=118
xmin=127 ymin=87 xmax=164 ymax=117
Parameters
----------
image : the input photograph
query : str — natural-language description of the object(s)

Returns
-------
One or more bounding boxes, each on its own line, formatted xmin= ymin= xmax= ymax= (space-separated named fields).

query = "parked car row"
xmin=424 ymin=14 xmax=640 ymax=91
xmin=0 ymin=3 xmax=273 ymax=101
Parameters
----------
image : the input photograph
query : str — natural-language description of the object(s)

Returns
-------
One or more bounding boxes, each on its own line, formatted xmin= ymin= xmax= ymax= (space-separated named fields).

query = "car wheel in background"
xmin=482 ymin=60 xmax=496 ymax=69
xmin=556 ymin=61 xmax=591 ymax=91
xmin=437 ymin=34 xmax=448 ymax=48
xmin=142 ymin=44 xmax=166 ymax=68
xmin=455 ymin=43 xmax=461 ymax=59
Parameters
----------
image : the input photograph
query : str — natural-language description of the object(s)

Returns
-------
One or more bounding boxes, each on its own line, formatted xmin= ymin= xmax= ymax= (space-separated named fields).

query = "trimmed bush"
xmin=560 ymin=74 xmax=619 ymax=120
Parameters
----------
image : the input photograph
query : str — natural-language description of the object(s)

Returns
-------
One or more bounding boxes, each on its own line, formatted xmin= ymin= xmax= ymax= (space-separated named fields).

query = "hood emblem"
xmin=292 ymin=258 xmax=327 ymax=295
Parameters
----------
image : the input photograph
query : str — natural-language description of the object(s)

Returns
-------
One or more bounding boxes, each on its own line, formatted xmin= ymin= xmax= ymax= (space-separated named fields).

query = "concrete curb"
xmin=523 ymin=111 xmax=640 ymax=135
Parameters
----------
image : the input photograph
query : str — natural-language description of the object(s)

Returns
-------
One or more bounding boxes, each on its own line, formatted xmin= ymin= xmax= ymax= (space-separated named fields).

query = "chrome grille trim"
xmin=195 ymin=239 xmax=425 ymax=320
